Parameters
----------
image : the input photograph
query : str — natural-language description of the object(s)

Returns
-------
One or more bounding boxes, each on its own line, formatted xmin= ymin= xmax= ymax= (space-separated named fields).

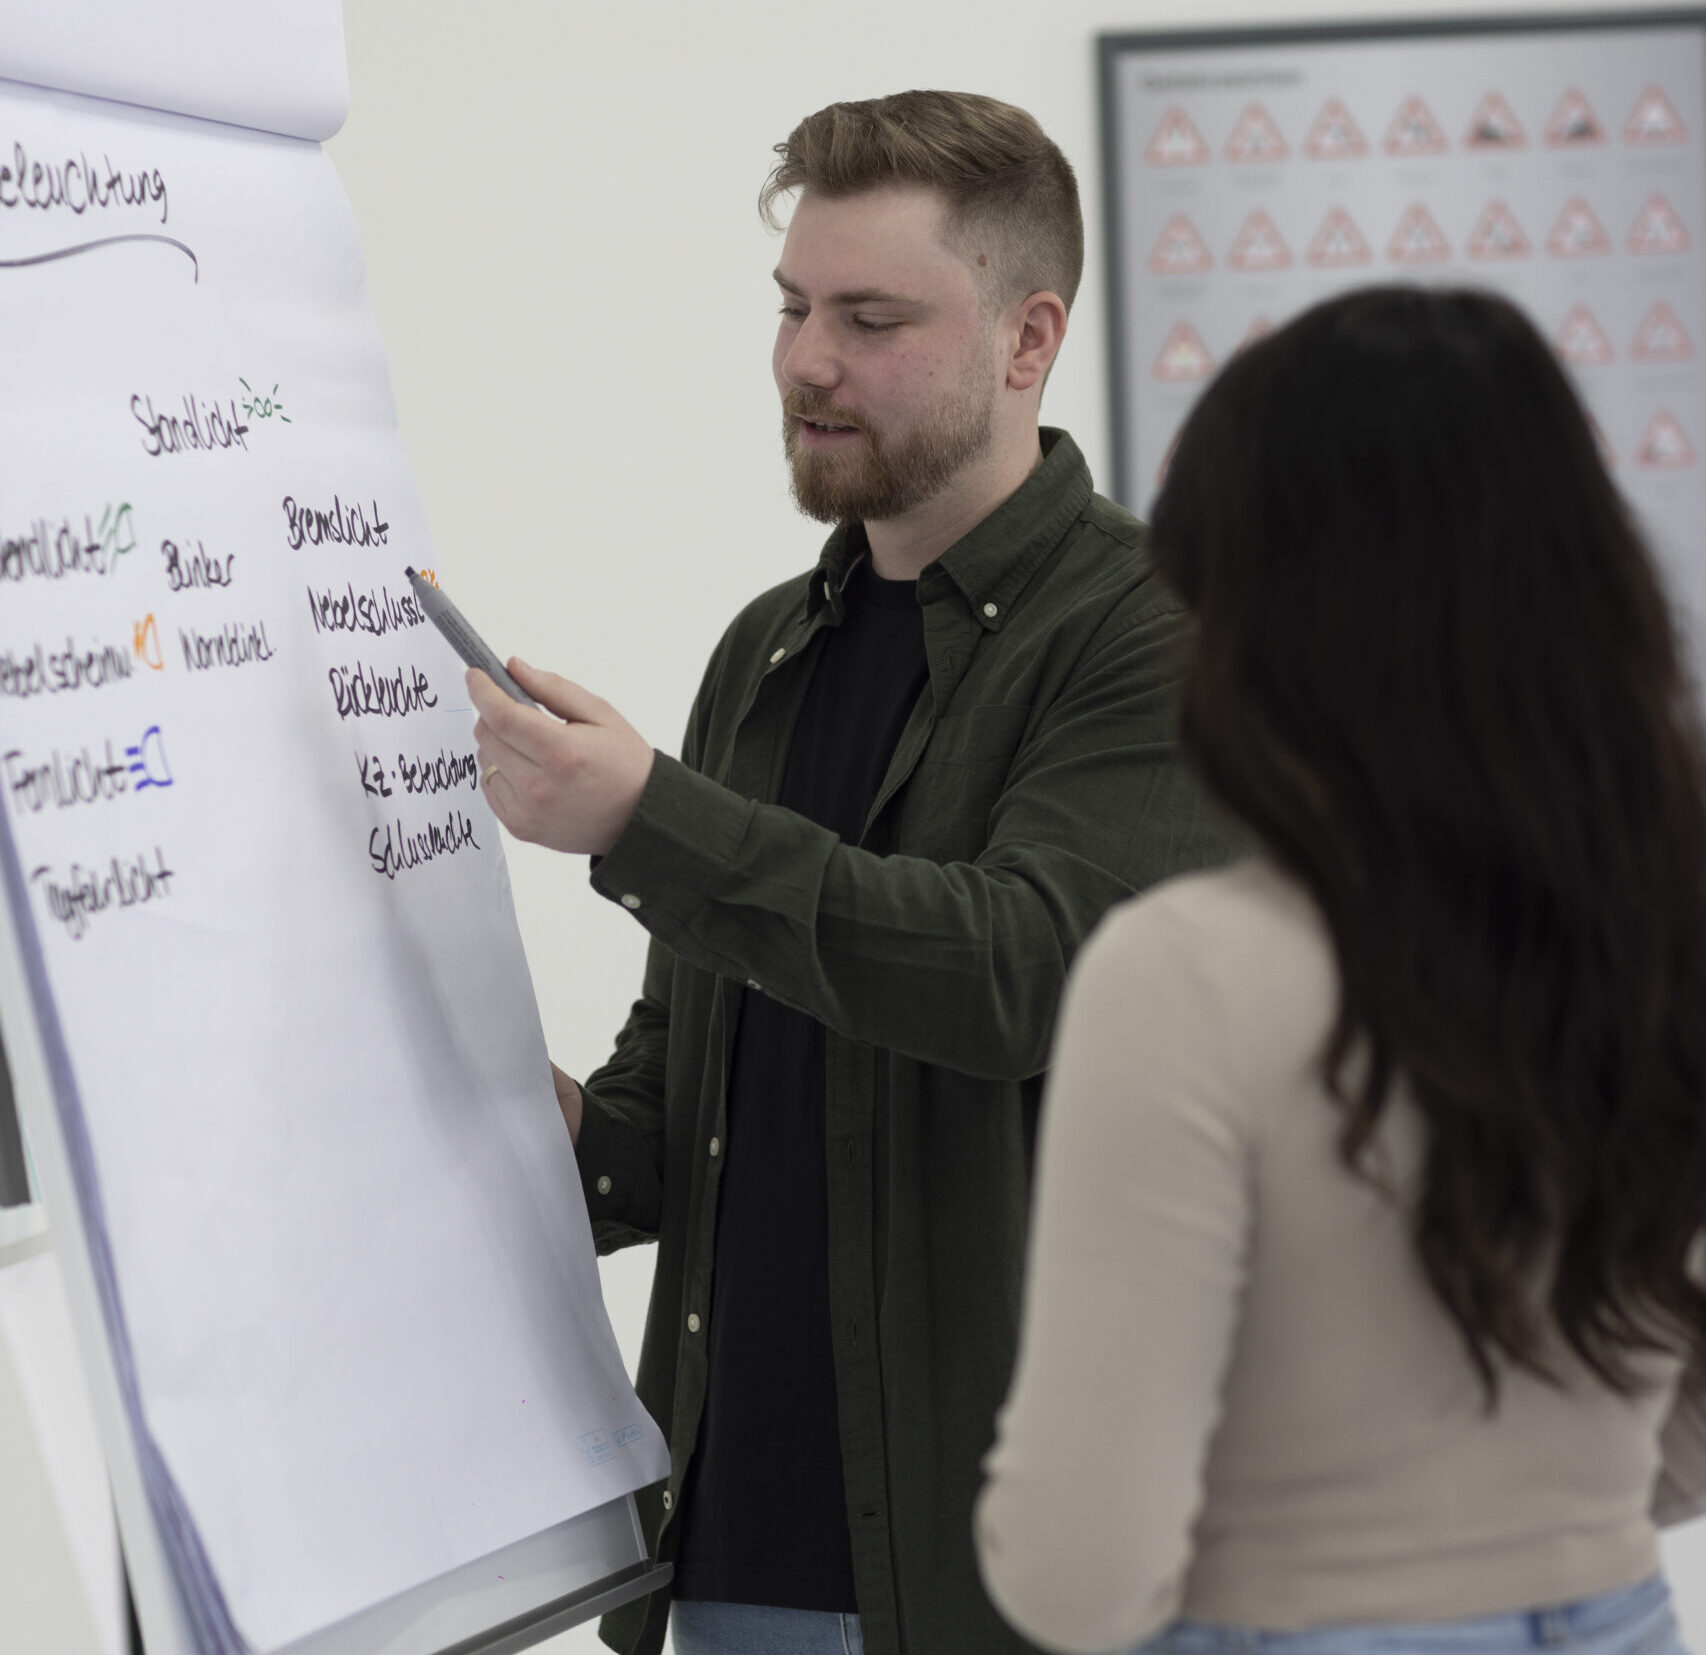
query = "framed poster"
xmin=1099 ymin=11 xmax=1706 ymax=639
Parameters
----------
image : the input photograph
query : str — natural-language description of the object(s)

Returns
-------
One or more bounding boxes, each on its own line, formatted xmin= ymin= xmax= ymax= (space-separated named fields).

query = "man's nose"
xmin=779 ymin=313 xmax=841 ymax=391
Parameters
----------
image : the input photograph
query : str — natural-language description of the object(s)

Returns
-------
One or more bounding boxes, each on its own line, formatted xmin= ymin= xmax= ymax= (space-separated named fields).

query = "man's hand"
xmin=551 ymin=1062 xmax=584 ymax=1147
xmin=470 ymin=658 xmax=655 ymax=856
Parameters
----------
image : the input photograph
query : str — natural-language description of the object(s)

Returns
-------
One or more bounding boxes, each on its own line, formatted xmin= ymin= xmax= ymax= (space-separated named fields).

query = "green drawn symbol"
xmin=238 ymin=377 xmax=292 ymax=424
xmin=100 ymin=502 xmax=137 ymax=574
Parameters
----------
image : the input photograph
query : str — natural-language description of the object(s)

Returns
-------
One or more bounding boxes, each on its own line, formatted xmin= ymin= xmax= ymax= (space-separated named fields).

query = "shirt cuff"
xmin=589 ymin=752 xmax=752 ymax=932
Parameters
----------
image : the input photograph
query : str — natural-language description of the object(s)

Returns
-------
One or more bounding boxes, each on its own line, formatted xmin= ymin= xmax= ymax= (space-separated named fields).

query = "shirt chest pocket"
xmin=893 ymin=704 xmax=1035 ymax=859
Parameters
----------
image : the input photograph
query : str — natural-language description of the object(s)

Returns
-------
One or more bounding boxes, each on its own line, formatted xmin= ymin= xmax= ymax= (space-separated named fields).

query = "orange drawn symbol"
xmin=1466 ymin=199 xmax=1531 ymax=260
xmin=1145 ymin=107 xmax=1210 ymax=166
xmin=1225 ymin=103 xmax=1288 ymax=164
xmin=1547 ymin=198 xmax=1611 ymax=258
xmin=1545 ymin=88 xmax=1603 ymax=147
xmin=1554 ymin=306 xmax=1614 ymax=365
xmin=1303 ymin=97 xmax=1367 ymax=160
xmin=1625 ymin=85 xmax=1686 ymax=146
xmin=134 ymin=615 xmax=164 ymax=671
xmin=1387 ymin=203 xmax=1451 ymax=264
xmin=1465 ymin=92 xmax=1526 ymax=149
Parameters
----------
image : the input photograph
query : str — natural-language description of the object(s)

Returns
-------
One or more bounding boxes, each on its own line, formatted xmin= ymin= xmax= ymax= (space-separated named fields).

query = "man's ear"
xmin=1006 ymin=291 xmax=1068 ymax=392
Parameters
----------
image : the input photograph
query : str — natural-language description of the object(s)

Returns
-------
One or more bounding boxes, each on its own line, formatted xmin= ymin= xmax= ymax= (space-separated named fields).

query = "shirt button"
xmin=746 ymin=978 xmax=761 ymax=991
xmin=822 ymin=577 xmax=832 ymax=601
xmin=709 ymin=1137 xmax=721 ymax=1157
xmin=687 ymin=1313 xmax=702 ymax=1333
xmin=596 ymin=1175 xmax=612 ymax=1196
xmin=662 ymin=1490 xmax=673 ymax=1511
xmin=983 ymin=601 xmax=999 ymax=619
xmin=619 ymin=893 xmax=642 ymax=910
xmin=769 ymin=647 xmax=786 ymax=665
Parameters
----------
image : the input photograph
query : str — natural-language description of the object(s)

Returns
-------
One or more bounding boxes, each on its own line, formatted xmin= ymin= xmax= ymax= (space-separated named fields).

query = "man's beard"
xmin=782 ymin=375 xmax=995 ymax=524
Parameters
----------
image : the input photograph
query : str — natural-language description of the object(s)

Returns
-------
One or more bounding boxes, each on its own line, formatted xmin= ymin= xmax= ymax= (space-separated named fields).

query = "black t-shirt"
xmin=671 ymin=554 xmax=929 ymax=1610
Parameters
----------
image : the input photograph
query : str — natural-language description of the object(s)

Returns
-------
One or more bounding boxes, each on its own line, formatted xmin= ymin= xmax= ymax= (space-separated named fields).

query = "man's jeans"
xmin=1134 ymin=1576 xmax=1686 ymax=1655
xmin=670 ymin=1600 xmax=864 ymax=1655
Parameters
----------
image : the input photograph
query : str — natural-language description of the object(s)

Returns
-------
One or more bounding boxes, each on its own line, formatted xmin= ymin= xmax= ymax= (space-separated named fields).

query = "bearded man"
xmin=468 ymin=90 xmax=1230 ymax=1655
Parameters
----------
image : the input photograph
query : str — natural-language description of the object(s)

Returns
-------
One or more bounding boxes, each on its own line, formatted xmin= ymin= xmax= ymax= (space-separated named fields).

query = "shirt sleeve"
xmin=589 ymin=601 xmax=1230 ymax=1083
xmin=973 ymin=885 xmax=1253 ymax=1654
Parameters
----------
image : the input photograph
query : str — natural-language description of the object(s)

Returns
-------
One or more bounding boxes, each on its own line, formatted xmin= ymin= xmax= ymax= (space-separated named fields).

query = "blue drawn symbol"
xmin=611 ymin=1424 xmax=645 ymax=1448
xmin=125 ymin=726 xmax=173 ymax=790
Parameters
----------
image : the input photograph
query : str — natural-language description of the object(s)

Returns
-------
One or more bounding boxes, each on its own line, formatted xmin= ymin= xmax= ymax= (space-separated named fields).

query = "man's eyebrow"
xmin=772 ymin=269 xmax=920 ymax=306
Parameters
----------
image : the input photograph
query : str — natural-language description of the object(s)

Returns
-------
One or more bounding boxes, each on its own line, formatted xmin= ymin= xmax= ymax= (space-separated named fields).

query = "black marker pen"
xmin=404 ymin=567 xmax=538 ymax=708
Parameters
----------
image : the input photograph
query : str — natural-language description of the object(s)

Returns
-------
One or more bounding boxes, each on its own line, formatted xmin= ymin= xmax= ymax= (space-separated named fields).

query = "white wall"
xmin=326 ymin=0 xmax=1705 ymax=1649
xmin=5 ymin=3 xmax=1702 ymax=1651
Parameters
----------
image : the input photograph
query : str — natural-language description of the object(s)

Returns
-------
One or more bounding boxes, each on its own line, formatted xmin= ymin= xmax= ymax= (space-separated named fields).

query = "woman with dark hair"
xmin=974 ymin=286 xmax=1706 ymax=1655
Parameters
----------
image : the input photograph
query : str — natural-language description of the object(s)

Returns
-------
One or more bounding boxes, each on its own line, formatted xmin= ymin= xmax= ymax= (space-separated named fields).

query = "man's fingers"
xmin=506 ymin=658 xmax=610 ymax=727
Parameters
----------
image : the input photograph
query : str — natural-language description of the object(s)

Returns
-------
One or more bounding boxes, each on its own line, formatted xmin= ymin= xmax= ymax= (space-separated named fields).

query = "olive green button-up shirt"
xmin=578 ymin=429 xmax=1233 ymax=1655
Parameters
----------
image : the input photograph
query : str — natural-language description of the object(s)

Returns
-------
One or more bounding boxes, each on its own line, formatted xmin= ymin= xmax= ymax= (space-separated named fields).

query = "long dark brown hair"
xmin=1151 ymin=286 xmax=1706 ymax=1400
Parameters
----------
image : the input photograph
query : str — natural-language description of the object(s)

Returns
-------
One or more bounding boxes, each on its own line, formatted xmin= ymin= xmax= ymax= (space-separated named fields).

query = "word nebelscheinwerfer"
xmin=0 ymin=141 xmax=169 ymax=222
xmin=0 ymin=636 xmax=133 ymax=698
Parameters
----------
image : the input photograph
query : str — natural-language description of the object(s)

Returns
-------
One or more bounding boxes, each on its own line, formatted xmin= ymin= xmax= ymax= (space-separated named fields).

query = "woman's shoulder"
xmin=1077 ymin=857 xmax=1340 ymax=1063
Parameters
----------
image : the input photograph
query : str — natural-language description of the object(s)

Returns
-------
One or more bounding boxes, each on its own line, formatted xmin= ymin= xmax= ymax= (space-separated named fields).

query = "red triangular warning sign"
xmin=1546 ymin=88 xmax=1604 ymax=146
xmin=1466 ymin=199 xmax=1530 ymax=260
xmin=1629 ymin=194 xmax=1690 ymax=255
xmin=1148 ymin=214 xmax=1213 ymax=275
xmin=1632 ymin=301 xmax=1695 ymax=363
xmin=1387 ymin=202 xmax=1451 ymax=264
xmin=1225 ymin=102 xmax=1288 ymax=164
xmin=1625 ymin=85 xmax=1687 ymax=146
xmin=1555 ymin=306 xmax=1613 ymax=365
xmin=1384 ymin=95 xmax=1449 ymax=156
xmin=1548 ymin=197 xmax=1612 ymax=257
xmin=1303 ymin=97 xmax=1367 ymax=160
xmin=1227 ymin=209 xmax=1292 ymax=272
xmin=1153 ymin=320 xmax=1215 ymax=382
xmin=1145 ymin=107 xmax=1210 ymax=166
xmin=1307 ymin=206 xmax=1371 ymax=267
xmin=1635 ymin=410 xmax=1696 ymax=468
xmin=1465 ymin=91 xmax=1526 ymax=149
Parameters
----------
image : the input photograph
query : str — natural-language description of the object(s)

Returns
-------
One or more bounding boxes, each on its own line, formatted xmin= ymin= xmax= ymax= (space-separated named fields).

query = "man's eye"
xmin=778 ymin=302 xmax=806 ymax=320
xmin=852 ymin=316 xmax=900 ymax=333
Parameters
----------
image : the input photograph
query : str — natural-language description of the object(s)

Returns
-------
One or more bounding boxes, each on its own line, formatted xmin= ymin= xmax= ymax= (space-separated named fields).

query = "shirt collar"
xmin=806 ymin=428 xmax=1092 ymax=630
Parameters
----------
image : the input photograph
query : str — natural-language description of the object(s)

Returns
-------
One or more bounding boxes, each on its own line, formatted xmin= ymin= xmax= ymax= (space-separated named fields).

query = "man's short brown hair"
xmin=760 ymin=90 xmax=1084 ymax=312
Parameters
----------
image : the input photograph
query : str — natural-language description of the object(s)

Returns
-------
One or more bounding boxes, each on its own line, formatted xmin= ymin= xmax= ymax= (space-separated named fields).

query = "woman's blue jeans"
xmin=1135 ymin=1576 xmax=1685 ymax=1655
xmin=670 ymin=1599 xmax=865 ymax=1655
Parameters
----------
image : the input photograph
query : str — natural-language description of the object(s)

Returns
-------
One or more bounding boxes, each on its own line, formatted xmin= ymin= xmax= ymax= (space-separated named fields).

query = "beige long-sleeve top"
xmin=975 ymin=859 xmax=1706 ymax=1655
